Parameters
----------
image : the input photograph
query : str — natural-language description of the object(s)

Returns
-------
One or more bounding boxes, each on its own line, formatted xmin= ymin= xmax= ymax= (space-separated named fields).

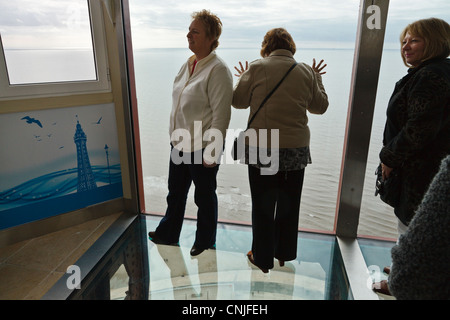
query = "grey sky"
xmin=128 ymin=0 xmax=450 ymax=49
xmin=0 ymin=0 xmax=449 ymax=50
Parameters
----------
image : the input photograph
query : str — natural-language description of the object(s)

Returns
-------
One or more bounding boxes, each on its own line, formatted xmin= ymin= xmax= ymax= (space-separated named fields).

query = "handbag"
xmin=375 ymin=163 xmax=402 ymax=207
xmin=232 ymin=62 xmax=298 ymax=160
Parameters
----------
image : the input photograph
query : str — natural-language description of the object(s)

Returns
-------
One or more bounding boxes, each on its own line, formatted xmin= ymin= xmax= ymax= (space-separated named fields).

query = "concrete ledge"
xmin=0 ymin=198 xmax=125 ymax=248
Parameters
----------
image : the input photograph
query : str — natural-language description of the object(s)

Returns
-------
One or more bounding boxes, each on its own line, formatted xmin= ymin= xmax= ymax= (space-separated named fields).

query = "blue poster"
xmin=0 ymin=103 xmax=123 ymax=229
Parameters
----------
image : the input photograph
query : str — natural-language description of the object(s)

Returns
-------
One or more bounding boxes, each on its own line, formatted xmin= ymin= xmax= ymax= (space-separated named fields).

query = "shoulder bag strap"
xmin=246 ymin=62 xmax=298 ymax=130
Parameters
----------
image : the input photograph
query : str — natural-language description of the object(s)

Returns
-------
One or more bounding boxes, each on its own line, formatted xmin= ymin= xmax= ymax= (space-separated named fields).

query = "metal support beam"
xmin=335 ymin=0 xmax=390 ymax=238
xmin=337 ymin=237 xmax=379 ymax=299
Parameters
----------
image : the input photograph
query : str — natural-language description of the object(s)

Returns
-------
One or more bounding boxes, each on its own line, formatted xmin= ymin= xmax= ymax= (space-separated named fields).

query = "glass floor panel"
xmin=358 ymin=238 xmax=395 ymax=291
xmin=124 ymin=215 xmax=351 ymax=300
xmin=44 ymin=213 xmax=395 ymax=300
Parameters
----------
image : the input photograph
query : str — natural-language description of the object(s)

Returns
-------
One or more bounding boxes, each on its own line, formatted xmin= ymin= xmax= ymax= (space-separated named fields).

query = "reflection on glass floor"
xmin=138 ymin=215 xmax=351 ymax=300
xmin=43 ymin=213 xmax=393 ymax=300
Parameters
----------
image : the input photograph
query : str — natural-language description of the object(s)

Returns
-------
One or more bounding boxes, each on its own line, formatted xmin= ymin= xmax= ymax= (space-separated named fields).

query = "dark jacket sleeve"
xmin=380 ymin=67 xmax=450 ymax=168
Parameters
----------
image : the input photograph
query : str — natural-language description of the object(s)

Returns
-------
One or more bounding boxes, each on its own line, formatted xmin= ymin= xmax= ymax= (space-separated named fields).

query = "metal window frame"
xmin=334 ymin=0 xmax=390 ymax=300
xmin=0 ymin=0 xmax=110 ymax=100
xmin=335 ymin=0 xmax=390 ymax=238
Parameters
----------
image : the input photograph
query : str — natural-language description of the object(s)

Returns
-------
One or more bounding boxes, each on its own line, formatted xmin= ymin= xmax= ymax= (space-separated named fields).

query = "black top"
xmin=379 ymin=57 xmax=450 ymax=224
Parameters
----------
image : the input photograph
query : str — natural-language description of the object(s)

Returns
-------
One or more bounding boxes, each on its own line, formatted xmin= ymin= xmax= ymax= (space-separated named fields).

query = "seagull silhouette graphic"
xmin=93 ymin=117 xmax=102 ymax=124
xmin=21 ymin=116 xmax=43 ymax=128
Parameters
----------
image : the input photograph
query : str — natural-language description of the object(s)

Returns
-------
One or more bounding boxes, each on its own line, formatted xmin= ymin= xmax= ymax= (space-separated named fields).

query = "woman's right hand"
xmin=234 ymin=61 xmax=248 ymax=77
xmin=381 ymin=163 xmax=393 ymax=180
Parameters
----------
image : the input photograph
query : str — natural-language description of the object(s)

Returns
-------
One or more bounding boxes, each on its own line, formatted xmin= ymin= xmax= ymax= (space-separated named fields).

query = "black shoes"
xmin=189 ymin=245 xmax=216 ymax=257
xmin=148 ymin=231 xmax=179 ymax=246
xmin=149 ymin=231 xmax=215 ymax=256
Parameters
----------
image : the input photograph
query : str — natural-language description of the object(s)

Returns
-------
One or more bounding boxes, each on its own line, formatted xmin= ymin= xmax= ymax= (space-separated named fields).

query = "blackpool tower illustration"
xmin=74 ymin=116 xmax=97 ymax=192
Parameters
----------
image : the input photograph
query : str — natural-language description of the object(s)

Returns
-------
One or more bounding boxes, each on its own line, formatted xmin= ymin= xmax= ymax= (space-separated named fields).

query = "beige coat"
xmin=232 ymin=49 xmax=328 ymax=148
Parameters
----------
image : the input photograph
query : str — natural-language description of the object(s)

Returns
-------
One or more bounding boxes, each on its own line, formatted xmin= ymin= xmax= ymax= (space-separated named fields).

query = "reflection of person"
xmin=373 ymin=18 xmax=450 ymax=295
xmin=389 ymin=155 xmax=450 ymax=299
xmin=232 ymin=28 xmax=328 ymax=273
xmin=148 ymin=10 xmax=233 ymax=256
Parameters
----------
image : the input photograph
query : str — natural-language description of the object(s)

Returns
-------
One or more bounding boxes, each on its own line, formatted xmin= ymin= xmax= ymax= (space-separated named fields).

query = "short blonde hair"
xmin=400 ymin=18 xmax=450 ymax=67
xmin=260 ymin=28 xmax=296 ymax=58
xmin=191 ymin=10 xmax=222 ymax=51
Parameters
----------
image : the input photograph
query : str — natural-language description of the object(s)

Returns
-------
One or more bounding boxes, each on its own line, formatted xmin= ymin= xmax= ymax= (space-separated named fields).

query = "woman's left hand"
xmin=312 ymin=59 xmax=327 ymax=75
xmin=234 ymin=61 xmax=248 ymax=77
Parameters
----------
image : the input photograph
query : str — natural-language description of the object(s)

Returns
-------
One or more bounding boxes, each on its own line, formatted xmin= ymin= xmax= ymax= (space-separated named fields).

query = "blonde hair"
xmin=191 ymin=10 xmax=222 ymax=51
xmin=400 ymin=18 xmax=450 ymax=67
xmin=260 ymin=28 xmax=296 ymax=58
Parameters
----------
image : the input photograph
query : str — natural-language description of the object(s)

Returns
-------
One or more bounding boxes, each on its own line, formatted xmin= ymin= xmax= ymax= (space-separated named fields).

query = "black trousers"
xmin=248 ymin=165 xmax=305 ymax=269
xmin=155 ymin=148 xmax=219 ymax=249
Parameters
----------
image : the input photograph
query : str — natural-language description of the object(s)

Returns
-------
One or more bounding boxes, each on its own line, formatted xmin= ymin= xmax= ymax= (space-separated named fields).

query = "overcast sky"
xmin=0 ymin=0 xmax=449 ymax=50
xmin=128 ymin=0 xmax=450 ymax=49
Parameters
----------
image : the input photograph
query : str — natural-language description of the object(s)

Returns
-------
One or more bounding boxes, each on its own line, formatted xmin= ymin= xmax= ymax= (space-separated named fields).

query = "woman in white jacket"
xmin=148 ymin=10 xmax=233 ymax=256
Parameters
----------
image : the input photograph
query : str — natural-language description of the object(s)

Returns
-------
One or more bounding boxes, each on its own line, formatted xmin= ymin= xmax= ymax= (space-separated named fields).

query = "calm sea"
xmin=134 ymin=47 xmax=408 ymax=239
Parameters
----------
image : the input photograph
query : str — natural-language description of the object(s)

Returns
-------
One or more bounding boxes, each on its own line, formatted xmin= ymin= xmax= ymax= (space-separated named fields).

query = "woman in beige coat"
xmin=233 ymin=28 xmax=328 ymax=272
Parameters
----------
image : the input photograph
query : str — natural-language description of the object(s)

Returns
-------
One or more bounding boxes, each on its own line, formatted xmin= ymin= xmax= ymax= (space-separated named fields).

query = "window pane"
xmin=0 ymin=0 xmax=96 ymax=84
xmin=130 ymin=0 xmax=359 ymax=233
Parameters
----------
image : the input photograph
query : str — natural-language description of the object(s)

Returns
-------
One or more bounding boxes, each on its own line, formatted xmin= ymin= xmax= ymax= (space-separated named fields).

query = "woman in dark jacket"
xmin=380 ymin=18 xmax=450 ymax=228
xmin=373 ymin=17 xmax=450 ymax=295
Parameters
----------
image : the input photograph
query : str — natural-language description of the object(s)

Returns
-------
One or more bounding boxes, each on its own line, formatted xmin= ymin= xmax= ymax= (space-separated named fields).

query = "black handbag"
xmin=232 ymin=62 xmax=298 ymax=160
xmin=375 ymin=163 xmax=402 ymax=207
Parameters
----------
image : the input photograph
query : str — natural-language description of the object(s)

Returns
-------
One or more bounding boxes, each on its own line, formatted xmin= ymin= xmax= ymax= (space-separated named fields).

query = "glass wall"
xmin=129 ymin=0 xmax=449 ymax=238
xmin=129 ymin=0 xmax=360 ymax=234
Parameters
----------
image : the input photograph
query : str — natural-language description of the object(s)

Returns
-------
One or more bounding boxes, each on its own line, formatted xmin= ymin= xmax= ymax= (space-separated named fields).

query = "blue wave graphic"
xmin=0 ymin=164 xmax=121 ymax=210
